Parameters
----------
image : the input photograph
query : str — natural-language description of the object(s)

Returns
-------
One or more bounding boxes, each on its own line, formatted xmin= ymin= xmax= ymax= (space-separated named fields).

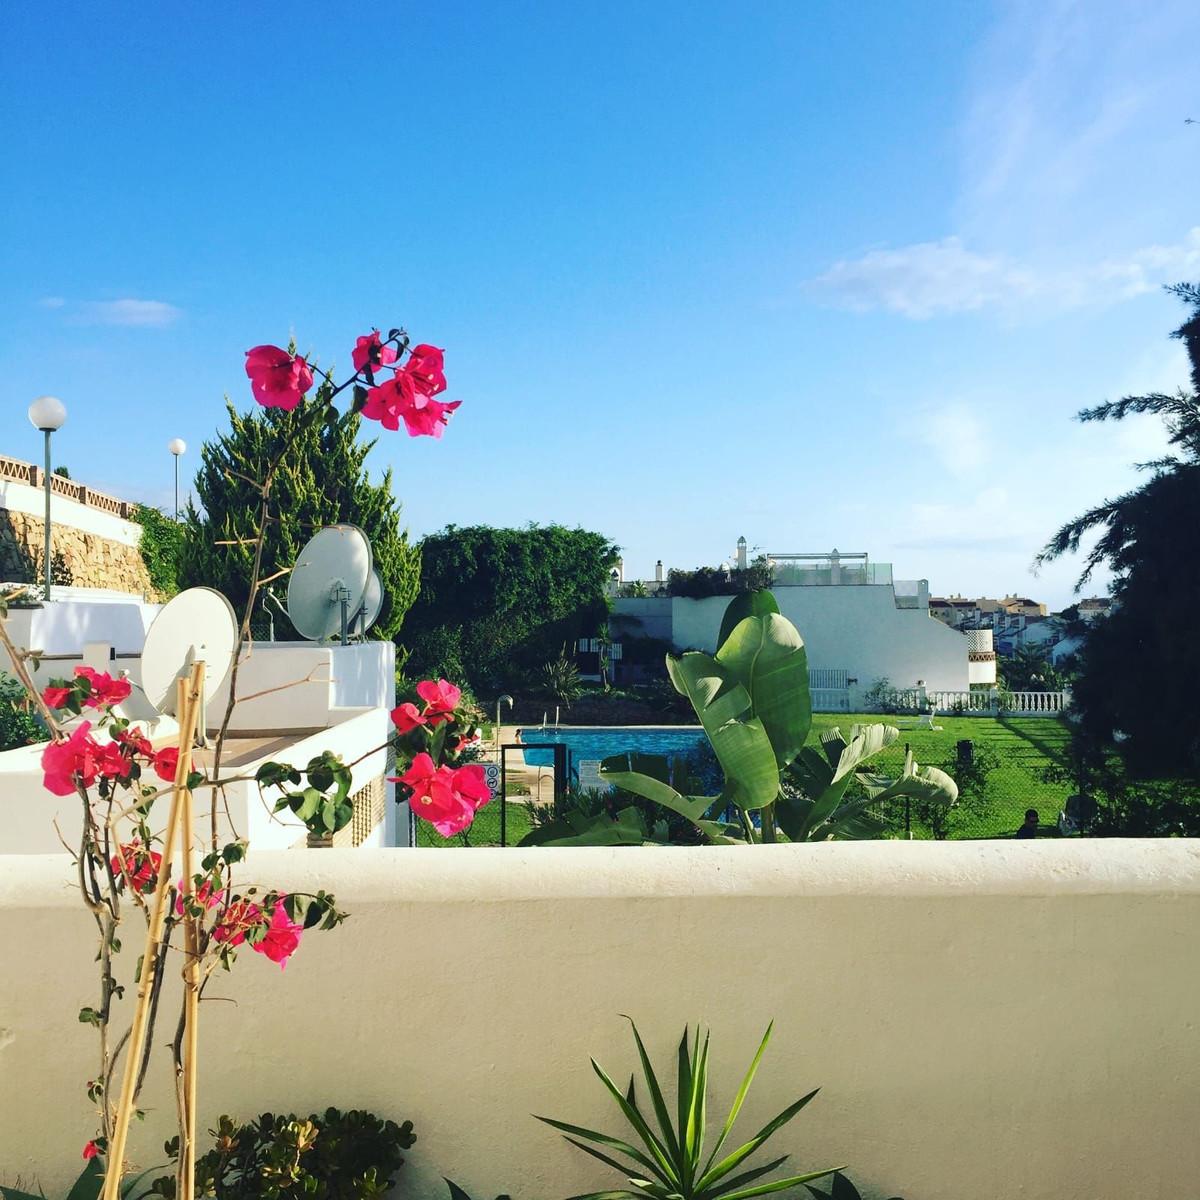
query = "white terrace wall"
xmin=672 ymin=588 xmax=970 ymax=692
xmin=2 ymin=843 xmax=1198 ymax=1200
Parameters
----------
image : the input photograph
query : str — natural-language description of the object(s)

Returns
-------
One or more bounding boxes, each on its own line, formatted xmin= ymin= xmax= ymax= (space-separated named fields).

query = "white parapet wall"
xmin=1 ymin=842 xmax=1198 ymax=1199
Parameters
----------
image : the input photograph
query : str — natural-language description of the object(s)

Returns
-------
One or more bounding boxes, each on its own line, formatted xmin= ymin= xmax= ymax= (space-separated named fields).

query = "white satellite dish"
xmin=140 ymin=587 xmax=238 ymax=736
xmin=354 ymin=568 xmax=384 ymax=636
xmin=287 ymin=525 xmax=372 ymax=643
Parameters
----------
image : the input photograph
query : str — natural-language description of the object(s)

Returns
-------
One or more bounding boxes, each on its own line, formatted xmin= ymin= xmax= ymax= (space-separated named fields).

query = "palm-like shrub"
xmin=537 ymin=1020 xmax=837 ymax=1200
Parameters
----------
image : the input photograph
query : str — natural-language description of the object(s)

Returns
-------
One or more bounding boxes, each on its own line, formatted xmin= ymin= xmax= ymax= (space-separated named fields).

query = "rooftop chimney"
xmin=655 ymin=559 xmax=664 ymax=583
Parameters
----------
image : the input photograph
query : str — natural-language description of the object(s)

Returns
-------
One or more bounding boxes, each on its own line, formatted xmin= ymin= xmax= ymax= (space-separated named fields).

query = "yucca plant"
xmin=536 ymin=1020 xmax=839 ymax=1200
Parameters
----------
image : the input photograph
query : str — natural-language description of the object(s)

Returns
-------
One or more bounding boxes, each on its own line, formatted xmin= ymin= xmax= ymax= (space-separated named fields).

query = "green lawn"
xmin=414 ymin=800 xmax=534 ymax=847
xmin=810 ymin=712 xmax=1074 ymax=838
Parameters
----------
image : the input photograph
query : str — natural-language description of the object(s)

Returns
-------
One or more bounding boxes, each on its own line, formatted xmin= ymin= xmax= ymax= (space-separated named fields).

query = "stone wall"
xmin=0 ymin=509 xmax=152 ymax=596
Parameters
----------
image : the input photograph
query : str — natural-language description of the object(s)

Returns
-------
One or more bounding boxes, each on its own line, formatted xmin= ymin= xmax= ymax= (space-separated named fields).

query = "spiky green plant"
xmin=536 ymin=1020 xmax=839 ymax=1200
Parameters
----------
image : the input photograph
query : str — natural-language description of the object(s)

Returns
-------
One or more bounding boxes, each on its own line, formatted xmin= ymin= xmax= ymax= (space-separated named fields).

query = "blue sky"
xmin=2 ymin=0 xmax=1198 ymax=608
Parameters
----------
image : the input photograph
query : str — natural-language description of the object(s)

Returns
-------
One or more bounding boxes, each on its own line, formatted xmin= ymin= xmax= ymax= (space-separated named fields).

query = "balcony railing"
xmin=0 ymin=454 xmax=133 ymax=519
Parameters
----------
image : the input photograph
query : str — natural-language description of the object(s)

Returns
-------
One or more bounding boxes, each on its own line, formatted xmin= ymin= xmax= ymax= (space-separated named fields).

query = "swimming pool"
xmin=517 ymin=725 xmax=706 ymax=768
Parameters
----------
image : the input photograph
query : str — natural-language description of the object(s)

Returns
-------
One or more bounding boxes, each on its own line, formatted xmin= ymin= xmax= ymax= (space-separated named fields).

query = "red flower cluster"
xmin=244 ymin=345 xmax=315 ymax=411
xmin=394 ymin=752 xmax=491 ymax=837
xmin=389 ymin=678 xmax=463 ymax=734
xmin=211 ymin=895 xmax=304 ymax=969
xmin=42 ymin=666 xmax=132 ymax=713
xmin=111 ymin=840 xmax=162 ymax=893
xmin=244 ymin=332 xmax=460 ymax=439
xmin=40 ymin=723 xmax=181 ymax=797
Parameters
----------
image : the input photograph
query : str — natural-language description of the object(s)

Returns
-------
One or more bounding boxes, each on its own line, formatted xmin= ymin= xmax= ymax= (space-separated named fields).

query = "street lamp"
xmin=168 ymin=438 xmax=187 ymax=520
xmin=495 ymin=693 xmax=513 ymax=755
xmin=27 ymin=396 xmax=66 ymax=601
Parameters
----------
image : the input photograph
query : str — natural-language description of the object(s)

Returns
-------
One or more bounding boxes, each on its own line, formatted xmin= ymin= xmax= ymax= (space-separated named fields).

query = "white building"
xmin=0 ymin=593 xmax=400 ymax=853
xmin=616 ymin=548 xmax=975 ymax=696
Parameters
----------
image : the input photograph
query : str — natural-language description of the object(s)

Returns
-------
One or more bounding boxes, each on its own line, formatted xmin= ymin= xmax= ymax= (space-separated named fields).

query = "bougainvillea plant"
xmin=0 ymin=328 xmax=474 ymax=1198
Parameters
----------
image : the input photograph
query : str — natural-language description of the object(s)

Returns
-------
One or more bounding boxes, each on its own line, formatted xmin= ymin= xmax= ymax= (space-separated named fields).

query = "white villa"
xmin=615 ymin=544 xmax=998 ymax=701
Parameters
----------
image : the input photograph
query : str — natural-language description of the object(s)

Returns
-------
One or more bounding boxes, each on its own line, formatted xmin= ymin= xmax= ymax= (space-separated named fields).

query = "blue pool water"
xmin=517 ymin=726 xmax=705 ymax=768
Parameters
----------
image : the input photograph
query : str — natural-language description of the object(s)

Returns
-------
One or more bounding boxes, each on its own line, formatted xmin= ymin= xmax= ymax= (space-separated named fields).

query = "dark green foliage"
xmin=400 ymin=524 xmax=618 ymax=695
xmin=0 ymin=672 xmax=42 ymax=751
xmin=444 ymin=1184 xmax=511 ymax=1200
xmin=667 ymin=555 xmax=773 ymax=599
xmin=1038 ymin=283 xmax=1200 ymax=776
xmin=53 ymin=465 xmax=70 ymax=479
xmin=131 ymin=504 xmax=184 ymax=597
xmin=539 ymin=649 xmax=582 ymax=704
xmin=806 ymin=1171 xmax=905 ymax=1200
xmin=179 ymin=386 xmax=420 ymax=640
xmin=152 ymin=1109 xmax=415 ymax=1200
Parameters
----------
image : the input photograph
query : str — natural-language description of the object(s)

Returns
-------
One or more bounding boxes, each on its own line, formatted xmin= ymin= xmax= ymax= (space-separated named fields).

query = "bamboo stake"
xmin=180 ymin=674 xmax=201 ymax=1200
xmin=102 ymin=660 xmax=205 ymax=1200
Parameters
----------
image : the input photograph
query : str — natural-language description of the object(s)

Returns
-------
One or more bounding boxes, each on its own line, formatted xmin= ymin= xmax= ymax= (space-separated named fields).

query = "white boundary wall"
xmin=2 ymin=843 xmax=1198 ymax=1199
xmin=0 ymin=479 xmax=141 ymax=546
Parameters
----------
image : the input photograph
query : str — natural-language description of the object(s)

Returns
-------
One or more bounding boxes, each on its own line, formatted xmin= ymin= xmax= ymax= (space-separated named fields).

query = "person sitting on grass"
xmin=1014 ymin=808 xmax=1039 ymax=839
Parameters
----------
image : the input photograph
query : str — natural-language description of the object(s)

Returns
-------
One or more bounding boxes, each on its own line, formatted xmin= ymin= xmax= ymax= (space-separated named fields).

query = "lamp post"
xmin=168 ymin=438 xmax=187 ymax=520
xmin=27 ymin=396 xmax=67 ymax=601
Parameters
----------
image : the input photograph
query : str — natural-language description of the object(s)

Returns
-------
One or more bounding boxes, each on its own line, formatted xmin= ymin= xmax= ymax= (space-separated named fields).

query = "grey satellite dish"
xmin=353 ymin=568 xmax=384 ymax=636
xmin=140 ymin=587 xmax=239 ymax=741
xmin=287 ymin=524 xmax=372 ymax=644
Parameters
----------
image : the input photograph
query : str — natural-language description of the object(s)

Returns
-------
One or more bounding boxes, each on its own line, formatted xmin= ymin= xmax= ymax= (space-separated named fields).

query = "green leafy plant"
xmin=152 ymin=1108 xmax=415 ymax=1200
xmin=256 ymin=751 xmax=355 ymax=837
xmin=537 ymin=1019 xmax=838 ymax=1199
xmin=131 ymin=503 xmax=185 ymax=597
xmin=528 ymin=592 xmax=957 ymax=845
xmin=542 ymin=649 xmax=583 ymax=705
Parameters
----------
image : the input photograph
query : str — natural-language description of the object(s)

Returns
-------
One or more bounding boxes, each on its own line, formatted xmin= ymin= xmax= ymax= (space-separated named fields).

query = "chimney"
xmin=736 ymin=536 xmax=748 ymax=570
xmin=655 ymin=559 xmax=664 ymax=583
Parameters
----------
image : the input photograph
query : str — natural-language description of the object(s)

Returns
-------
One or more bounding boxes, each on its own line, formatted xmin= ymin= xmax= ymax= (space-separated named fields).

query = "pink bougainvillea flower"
xmin=389 ymin=701 xmax=427 ymax=734
xmin=395 ymin=751 xmax=484 ymax=837
xmin=351 ymin=331 xmax=398 ymax=376
xmin=416 ymin=678 xmax=462 ymax=724
xmin=252 ymin=897 xmax=304 ymax=969
xmin=361 ymin=372 xmax=460 ymax=438
xmin=42 ymin=684 xmax=72 ymax=710
xmin=82 ymin=1140 xmax=99 ymax=1161
xmin=96 ymin=741 xmax=132 ymax=781
xmin=111 ymin=841 xmax=162 ymax=893
xmin=402 ymin=343 xmax=447 ymax=397
xmin=41 ymin=722 xmax=102 ymax=796
xmin=74 ymin=665 xmax=132 ymax=709
xmin=360 ymin=370 xmax=417 ymax=432
xmin=174 ymin=878 xmax=226 ymax=917
xmin=152 ymin=746 xmax=180 ymax=783
xmin=115 ymin=728 xmax=153 ymax=757
xmin=244 ymin=345 xmax=315 ymax=411
xmin=452 ymin=763 xmax=492 ymax=812
xmin=401 ymin=394 xmax=461 ymax=439
xmin=212 ymin=898 xmax=264 ymax=948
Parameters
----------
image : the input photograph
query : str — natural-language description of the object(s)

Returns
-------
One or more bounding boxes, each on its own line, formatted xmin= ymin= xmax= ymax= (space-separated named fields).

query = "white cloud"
xmin=79 ymin=298 xmax=182 ymax=327
xmin=37 ymin=296 xmax=65 ymax=308
xmin=914 ymin=403 xmax=991 ymax=479
xmin=810 ymin=227 xmax=1200 ymax=319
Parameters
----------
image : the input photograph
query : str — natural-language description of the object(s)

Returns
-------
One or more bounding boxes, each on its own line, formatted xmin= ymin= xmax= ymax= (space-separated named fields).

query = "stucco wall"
xmin=672 ymin=587 xmax=970 ymax=691
xmin=1 ymin=842 xmax=1198 ymax=1199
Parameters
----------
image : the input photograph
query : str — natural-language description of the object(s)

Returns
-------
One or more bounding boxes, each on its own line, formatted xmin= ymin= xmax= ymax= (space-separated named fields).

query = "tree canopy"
xmin=399 ymin=524 xmax=619 ymax=696
xmin=179 ymin=388 xmax=421 ymax=640
xmin=1038 ymin=283 xmax=1200 ymax=774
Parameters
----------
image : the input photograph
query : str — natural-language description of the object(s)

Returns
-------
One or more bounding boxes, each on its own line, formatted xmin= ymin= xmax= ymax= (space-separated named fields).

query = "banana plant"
xmin=530 ymin=592 xmax=956 ymax=845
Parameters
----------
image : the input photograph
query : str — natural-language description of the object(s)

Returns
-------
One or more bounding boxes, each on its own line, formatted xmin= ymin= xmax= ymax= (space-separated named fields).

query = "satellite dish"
xmin=356 ymin=568 xmax=384 ymax=635
xmin=287 ymin=525 xmax=372 ymax=642
xmin=140 ymin=587 xmax=238 ymax=729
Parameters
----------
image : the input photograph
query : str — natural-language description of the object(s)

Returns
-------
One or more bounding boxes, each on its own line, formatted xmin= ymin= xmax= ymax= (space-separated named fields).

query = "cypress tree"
xmin=179 ymin=381 xmax=420 ymax=641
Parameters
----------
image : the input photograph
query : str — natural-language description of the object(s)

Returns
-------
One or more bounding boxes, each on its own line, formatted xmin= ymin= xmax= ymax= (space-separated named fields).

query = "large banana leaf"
xmin=717 ymin=590 xmax=781 ymax=651
xmin=665 ymin=652 xmax=779 ymax=810
xmin=715 ymin=614 xmax=811 ymax=769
